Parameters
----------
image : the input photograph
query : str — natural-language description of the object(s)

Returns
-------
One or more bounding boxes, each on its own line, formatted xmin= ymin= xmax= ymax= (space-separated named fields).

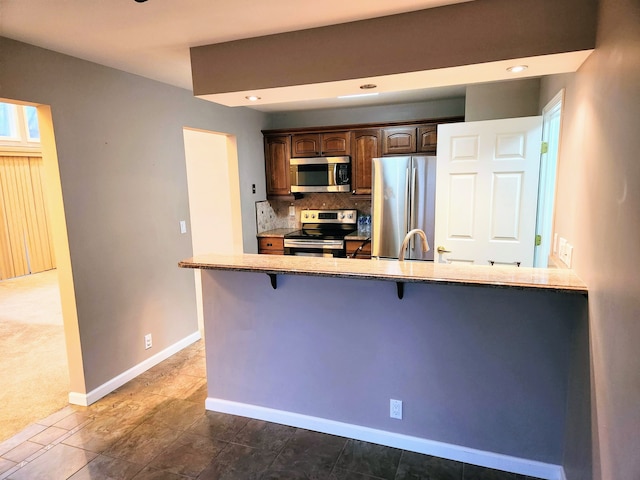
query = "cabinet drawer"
xmin=258 ymin=237 xmax=284 ymax=254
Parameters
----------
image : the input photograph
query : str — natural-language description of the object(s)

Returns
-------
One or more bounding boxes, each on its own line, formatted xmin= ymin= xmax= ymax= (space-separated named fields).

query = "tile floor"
xmin=0 ymin=339 xmax=543 ymax=479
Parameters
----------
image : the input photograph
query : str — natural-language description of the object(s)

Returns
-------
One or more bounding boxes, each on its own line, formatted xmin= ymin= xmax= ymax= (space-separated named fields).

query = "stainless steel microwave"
xmin=289 ymin=156 xmax=351 ymax=193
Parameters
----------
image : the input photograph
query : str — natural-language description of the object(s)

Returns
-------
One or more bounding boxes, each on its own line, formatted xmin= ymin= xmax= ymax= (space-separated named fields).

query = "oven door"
xmin=284 ymin=239 xmax=346 ymax=257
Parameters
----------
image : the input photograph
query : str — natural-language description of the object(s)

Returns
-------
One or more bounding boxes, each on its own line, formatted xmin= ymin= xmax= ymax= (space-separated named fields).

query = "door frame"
xmin=534 ymin=89 xmax=565 ymax=267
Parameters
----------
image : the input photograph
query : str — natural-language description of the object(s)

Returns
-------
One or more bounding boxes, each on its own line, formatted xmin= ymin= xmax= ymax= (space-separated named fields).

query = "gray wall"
xmin=537 ymin=0 xmax=640 ymax=478
xmin=465 ymin=79 xmax=541 ymax=121
xmin=203 ymin=270 xmax=586 ymax=465
xmin=266 ymin=97 xmax=465 ymax=130
xmin=0 ymin=37 xmax=268 ymax=393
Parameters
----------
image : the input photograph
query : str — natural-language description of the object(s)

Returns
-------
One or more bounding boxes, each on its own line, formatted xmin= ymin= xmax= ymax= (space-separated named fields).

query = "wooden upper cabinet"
xmin=321 ymin=132 xmax=350 ymax=156
xmin=292 ymin=132 xmax=350 ymax=157
xmin=350 ymin=129 xmax=381 ymax=195
xmin=417 ymin=124 xmax=438 ymax=154
xmin=291 ymin=133 xmax=321 ymax=157
xmin=382 ymin=126 xmax=417 ymax=155
xmin=264 ymin=135 xmax=291 ymax=196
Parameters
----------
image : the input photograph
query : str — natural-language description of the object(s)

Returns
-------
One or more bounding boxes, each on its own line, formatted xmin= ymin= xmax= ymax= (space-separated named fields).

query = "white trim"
xmin=206 ymin=397 xmax=566 ymax=480
xmin=68 ymin=331 xmax=201 ymax=406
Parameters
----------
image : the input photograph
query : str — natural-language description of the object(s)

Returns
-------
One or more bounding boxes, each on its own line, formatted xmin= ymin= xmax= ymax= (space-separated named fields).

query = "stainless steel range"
xmin=284 ymin=209 xmax=357 ymax=257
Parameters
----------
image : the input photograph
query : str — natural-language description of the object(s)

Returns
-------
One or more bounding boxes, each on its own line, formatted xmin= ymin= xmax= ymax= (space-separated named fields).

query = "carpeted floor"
xmin=0 ymin=269 xmax=69 ymax=442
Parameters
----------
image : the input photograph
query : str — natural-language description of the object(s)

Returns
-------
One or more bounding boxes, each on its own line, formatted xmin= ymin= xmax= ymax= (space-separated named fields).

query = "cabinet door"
xmin=382 ymin=127 xmax=416 ymax=155
xmin=321 ymin=132 xmax=350 ymax=156
xmin=346 ymin=240 xmax=371 ymax=259
xmin=264 ymin=135 xmax=291 ymax=196
xmin=417 ymin=124 xmax=438 ymax=154
xmin=291 ymin=133 xmax=321 ymax=157
xmin=351 ymin=129 xmax=381 ymax=195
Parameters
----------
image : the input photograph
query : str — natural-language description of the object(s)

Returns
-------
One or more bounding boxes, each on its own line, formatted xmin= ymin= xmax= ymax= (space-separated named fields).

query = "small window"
xmin=0 ymin=103 xmax=19 ymax=140
xmin=23 ymin=105 xmax=40 ymax=142
xmin=0 ymin=102 xmax=41 ymax=149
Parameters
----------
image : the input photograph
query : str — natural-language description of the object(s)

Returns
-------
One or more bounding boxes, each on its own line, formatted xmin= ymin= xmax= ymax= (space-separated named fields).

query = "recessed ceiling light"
xmin=338 ymin=93 xmax=380 ymax=99
xmin=359 ymin=84 xmax=377 ymax=90
xmin=245 ymin=96 xmax=261 ymax=101
xmin=507 ymin=65 xmax=528 ymax=73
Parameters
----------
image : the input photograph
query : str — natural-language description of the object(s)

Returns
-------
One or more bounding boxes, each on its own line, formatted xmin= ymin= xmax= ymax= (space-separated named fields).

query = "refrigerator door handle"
xmin=404 ymin=167 xmax=410 ymax=238
xmin=410 ymin=166 xmax=417 ymax=251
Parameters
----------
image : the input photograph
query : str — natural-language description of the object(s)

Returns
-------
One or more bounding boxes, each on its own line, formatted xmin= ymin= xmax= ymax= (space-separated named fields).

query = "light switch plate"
xmin=180 ymin=220 xmax=187 ymax=234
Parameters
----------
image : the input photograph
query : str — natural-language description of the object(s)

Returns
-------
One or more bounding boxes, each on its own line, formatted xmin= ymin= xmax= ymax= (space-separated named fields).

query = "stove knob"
xmin=339 ymin=213 xmax=345 ymax=219
xmin=304 ymin=213 xmax=309 ymax=219
xmin=348 ymin=213 xmax=353 ymax=219
xmin=311 ymin=214 xmax=316 ymax=219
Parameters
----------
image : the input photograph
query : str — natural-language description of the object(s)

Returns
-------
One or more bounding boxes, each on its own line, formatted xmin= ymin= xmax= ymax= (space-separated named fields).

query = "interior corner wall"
xmin=265 ymin=97 xmax=465 ymax=130
xmin=0 ymin=36 xmax=268 ymax=394
xmin=539 ymin=0 xmax=640 ymax=478
xmin=465 ymin=78 xmax=541 ymax=121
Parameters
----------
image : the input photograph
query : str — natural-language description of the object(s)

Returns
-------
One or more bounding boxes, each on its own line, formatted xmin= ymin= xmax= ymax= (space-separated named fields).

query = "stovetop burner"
xmin=285 ymin=226 xmax=356 ymax=241
xmin=284 ymin=209 xmax=358 ymax=241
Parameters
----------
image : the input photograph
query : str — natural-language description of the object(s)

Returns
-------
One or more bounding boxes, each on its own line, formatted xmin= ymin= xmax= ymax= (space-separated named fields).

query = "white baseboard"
xmin=206 ymin=397 xmax=566 ymax=480
xmin=68 ymin=331 xmax=201 ymax=406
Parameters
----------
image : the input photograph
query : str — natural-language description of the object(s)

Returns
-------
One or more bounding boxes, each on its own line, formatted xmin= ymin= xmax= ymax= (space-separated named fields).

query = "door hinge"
xmin=541 ymin=142 xmax=549 ymax=154
xmin=535 ymin=234 xmax=542 ymax=246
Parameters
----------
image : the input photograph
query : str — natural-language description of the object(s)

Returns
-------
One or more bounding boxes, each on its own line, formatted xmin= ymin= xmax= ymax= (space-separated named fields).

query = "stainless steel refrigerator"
xmin=371 ymin=155 xmax=436 ymax=261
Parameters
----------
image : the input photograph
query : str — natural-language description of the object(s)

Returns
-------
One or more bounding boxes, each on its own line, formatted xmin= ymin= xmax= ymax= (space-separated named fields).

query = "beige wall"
xmin=184 ymin=128 xmax=243 ymax=331
xmin=540 ymin=0 xmax=640 ymax=478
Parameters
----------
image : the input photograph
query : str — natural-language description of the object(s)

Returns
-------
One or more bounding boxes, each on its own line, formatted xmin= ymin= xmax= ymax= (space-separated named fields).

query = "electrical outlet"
xmin=144 ymin=334 xmax=152 ymax=350
xmin=390 ymin=399 xmax=403 ymax=420
xmin=565 ymin=243 xmax=573 ymax=267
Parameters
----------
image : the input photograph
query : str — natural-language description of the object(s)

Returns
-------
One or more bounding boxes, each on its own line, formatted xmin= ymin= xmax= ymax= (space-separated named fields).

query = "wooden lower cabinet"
xmin=346 ymin=239 xmax=372 ymax=259
xmin=258 ymin=237 xmax=284 ymax=255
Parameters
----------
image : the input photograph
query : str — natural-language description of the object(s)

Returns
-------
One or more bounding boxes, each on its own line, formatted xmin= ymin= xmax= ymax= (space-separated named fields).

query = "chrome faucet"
xmin=398 ymin=229 xmax=430 ymax=261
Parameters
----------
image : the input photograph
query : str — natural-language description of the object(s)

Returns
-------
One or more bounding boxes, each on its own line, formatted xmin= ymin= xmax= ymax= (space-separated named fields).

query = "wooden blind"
xmin=0 ymin=155 xmax=56 ymax=280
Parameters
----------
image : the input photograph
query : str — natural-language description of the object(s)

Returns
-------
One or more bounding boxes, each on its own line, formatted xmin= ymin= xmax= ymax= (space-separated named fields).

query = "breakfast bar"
xmin=179 ymin=255 xmax=589 ymax=480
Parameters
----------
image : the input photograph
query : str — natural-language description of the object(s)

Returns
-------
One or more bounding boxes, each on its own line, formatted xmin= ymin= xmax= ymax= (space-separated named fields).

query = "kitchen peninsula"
xmin=179 ymin=254 xmax=589 ymax=480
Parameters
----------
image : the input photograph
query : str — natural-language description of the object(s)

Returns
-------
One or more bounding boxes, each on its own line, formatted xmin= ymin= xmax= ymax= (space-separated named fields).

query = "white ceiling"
xmin=0 ymin=0 xmax=589 ymax=112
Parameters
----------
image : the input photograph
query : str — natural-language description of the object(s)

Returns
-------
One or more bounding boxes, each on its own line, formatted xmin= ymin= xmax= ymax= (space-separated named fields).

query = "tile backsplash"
xmin=255 ymin=194 xmax=371 ymax=233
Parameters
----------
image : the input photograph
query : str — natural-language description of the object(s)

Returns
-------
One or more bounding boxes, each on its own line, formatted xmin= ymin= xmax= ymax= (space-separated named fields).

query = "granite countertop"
xmin=345 ymin=231 xmax=371 ymax=241
xmin=179 ymin=253 xmax=587 ymax=294
xmin=257 ymin=228 xmax=298 ymax=238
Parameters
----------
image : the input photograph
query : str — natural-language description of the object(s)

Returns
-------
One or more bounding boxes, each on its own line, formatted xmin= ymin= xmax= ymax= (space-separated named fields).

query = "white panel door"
xmin=435 ymin=117 xmax=542 ymax=267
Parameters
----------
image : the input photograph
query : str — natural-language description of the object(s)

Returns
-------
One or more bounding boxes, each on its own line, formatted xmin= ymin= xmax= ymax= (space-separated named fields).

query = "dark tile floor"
xmin=0 ymin=339 xmax=543 ymax=480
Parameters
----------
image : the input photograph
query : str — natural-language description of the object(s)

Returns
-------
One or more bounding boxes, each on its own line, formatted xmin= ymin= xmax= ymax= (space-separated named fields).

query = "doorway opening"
xmin=0 ymin=99 xmax=81 ymax=440
xmin=183 ymin=128 xmax=243 ymax=332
